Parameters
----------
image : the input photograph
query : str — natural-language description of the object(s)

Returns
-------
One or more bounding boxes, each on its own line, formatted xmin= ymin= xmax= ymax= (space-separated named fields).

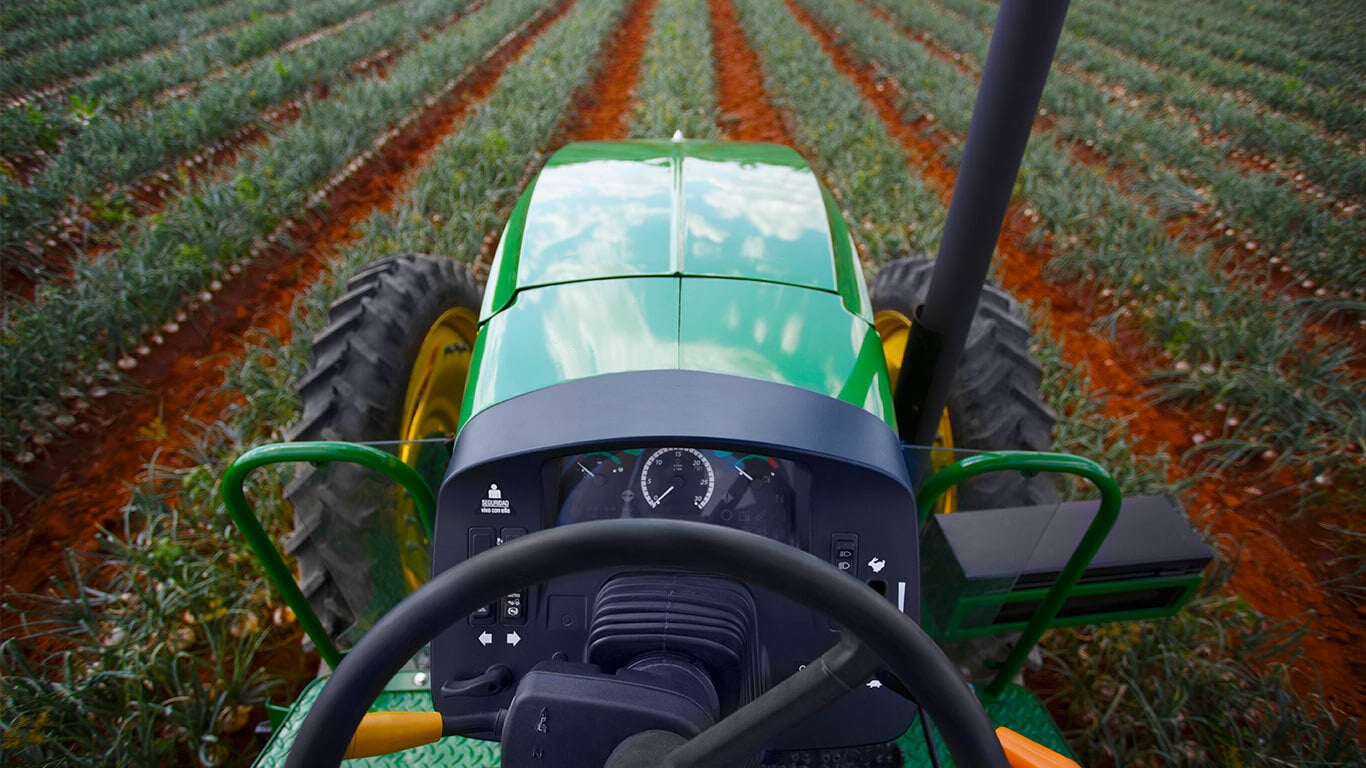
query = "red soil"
xmin=0 ymin=1 xmax=571 ymax=603
xmin=560 ymin=0 xmax=656 ymax=142
xmin=709 ymin=0 xmax=790 ymax=143
xmin=784 ymin=0 xmax=1364 ymax=721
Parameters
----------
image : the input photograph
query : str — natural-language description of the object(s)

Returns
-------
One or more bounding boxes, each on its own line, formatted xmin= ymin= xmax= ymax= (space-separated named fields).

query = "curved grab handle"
xmin=916 ymin=451 xmax=1121 ymax=695
xmin=220 ymin=441 xmax=438 ymax=668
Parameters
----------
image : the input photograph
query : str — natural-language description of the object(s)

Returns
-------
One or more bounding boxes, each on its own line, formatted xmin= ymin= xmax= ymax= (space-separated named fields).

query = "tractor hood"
xmin=462 ymin=141 xmax=892 ymax=428
xmin=481 ymin=140 xmax=868 ymax=320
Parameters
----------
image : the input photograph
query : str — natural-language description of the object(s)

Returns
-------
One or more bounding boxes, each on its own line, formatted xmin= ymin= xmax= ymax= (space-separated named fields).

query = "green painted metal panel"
xmin=678 ymin=278 xmax=894 ymax=424
xmin=462 ymin=278 xmax=681 ymax=421
xmin=460 ymin=276 xmax=895 ymax=426
xmin=514 ymin=143 xmax=675 ymax=289
xmin=679 ymin=148 xmax=837 ymax=291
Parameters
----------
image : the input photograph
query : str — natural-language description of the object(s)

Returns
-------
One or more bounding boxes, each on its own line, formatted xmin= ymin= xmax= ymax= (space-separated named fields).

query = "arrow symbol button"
xmin=506 ymin=631 xmax=522 ymax=647
xmin=477 ymin=631 xmax=493 ymax=647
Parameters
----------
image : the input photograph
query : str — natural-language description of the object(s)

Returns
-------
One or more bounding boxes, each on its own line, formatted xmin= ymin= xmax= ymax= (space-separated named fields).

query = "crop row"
xmin=1155 ymin=0 xmax=1363 ymax=70
xmin=1 ymin=0 xmax=294 ymax=97
xmin=1076 ymin=0 xmax=1365 ymax=134
xmin=2 ymin=0 xmax=396 ymax=143
xmin=732 ymin=1 xmax=1358 ymax=761
xmin=627 ymin=0 xmax=722 ymax=140
xmin=872 ymin=0 xmax=1364 ymax=294
xmin=905 ymin=0 xmax=1365 ymax=206
xmin=0 ymin=0 xmax=231 ymax=55
xmin=0 ymin=0 xmax=627 ymax=760
xmin=804 ymin=0 xmax=1363 ymax=488
xmin=0 ymin=0 xmax=485 ymax=272
xmin=0 ymin=0 xmax=557 ymax=467
xmin=1050 ymin=1 xmax=1366 ymax=190
xmin=0 ymin=0 xmax=225 ymax=32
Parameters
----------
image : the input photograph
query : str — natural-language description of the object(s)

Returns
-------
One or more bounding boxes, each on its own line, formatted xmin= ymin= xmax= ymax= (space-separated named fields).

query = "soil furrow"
xmin=559 ymin=0 xmax=656 ymax=142
xmin=0 ymin=0 xmax=573 ymax=602
xmin=784 ymin=0 xmax=1364 ymax=721
xmin=708 ymin=0 xmax=790 ymax=144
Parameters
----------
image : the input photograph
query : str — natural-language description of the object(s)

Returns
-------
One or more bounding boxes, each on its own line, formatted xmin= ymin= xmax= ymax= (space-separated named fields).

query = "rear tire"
xmin=869 ymin=257 xmax=1057 ymax=509
xmin=285 ymin=254 xmax=481 ymax=646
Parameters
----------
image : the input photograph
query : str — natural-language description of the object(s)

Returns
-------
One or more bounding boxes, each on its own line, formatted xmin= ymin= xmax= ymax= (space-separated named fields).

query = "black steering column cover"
xmin=285 ymin=519 xmax=1009 ymax=768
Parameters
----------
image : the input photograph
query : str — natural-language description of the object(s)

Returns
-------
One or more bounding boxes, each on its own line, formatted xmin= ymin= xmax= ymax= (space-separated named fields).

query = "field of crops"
xmin=1 ymin=0 xmax=1361 ymax=764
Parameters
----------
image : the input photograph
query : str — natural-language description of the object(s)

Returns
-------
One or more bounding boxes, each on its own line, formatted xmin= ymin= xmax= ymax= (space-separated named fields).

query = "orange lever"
xmin=996 ymin=727 xmax=1082 ymax=768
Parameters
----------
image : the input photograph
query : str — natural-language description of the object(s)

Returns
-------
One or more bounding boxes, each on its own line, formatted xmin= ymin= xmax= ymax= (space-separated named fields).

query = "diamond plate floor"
xmin=255 ymin=673 xmax=1071 ymax=767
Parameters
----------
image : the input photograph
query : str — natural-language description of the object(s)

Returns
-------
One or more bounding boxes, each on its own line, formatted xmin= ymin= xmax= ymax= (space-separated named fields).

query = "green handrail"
xmin=916 ymin=451 xmax=1122 ymax=696
xmin=219 ymin=441 xmax=438 ymax=669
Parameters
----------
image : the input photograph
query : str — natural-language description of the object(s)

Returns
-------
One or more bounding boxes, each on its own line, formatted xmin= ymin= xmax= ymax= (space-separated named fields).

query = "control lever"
xmin=440 ymin=665 xmax=514 ymax=698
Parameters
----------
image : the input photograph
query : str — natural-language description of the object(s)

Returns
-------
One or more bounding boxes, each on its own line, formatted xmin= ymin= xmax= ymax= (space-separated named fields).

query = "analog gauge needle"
xmin=576 ymin=460 xmax=596 ymax=478
xmin=654 ymin=484 xmax=676 ymax=503
xmin=736 ymin=465 xmax=754 ymax=481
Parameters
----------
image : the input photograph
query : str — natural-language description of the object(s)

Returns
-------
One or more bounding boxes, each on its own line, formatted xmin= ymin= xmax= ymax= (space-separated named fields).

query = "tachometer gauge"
xmin=640 ymin=447 xmax=715 ymax=511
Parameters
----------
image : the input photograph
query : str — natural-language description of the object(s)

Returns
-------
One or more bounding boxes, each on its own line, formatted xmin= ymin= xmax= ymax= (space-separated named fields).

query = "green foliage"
xmin=0 ymin=0 xmax=479 ymax=266
xmin=799 ymin=0 xmax=1364 ymax=497
xmin=1042 ymin=554 xmax=1361 ymax=766
xmin=1 ymin=0 xmax=552 ymax=473
xmin=628 ymin=0 xmax=722 ymax=140
xmin=0 ymin=0 xmax=292 ymax=96
xmin=0 ymin=491 xmax=291 ymax=767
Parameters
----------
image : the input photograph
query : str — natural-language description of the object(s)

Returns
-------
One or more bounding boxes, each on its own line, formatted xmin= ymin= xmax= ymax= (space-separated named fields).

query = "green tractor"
xmin=222 ymin=1 xmax=1212 ymax=765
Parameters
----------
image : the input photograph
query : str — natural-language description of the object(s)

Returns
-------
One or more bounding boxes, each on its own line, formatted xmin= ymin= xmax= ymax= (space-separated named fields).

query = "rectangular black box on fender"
xmin=920 ymin=494 xmax=1213 ymax=639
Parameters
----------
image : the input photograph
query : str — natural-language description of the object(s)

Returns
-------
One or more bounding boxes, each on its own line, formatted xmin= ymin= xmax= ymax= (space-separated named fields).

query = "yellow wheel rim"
xmin=396 ymin=305 xmax=478 ymax=590
xmin=874 ymin=309 xmax=957 ymax=515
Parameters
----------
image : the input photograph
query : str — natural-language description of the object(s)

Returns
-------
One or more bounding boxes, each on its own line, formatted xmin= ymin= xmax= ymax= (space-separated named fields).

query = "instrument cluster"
xmin=555 ymin=447 xmax=801 ymax=545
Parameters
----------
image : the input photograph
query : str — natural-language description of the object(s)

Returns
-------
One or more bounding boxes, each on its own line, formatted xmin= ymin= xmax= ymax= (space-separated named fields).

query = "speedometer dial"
xmin=640 ymin=447 xmax=715 ymax=511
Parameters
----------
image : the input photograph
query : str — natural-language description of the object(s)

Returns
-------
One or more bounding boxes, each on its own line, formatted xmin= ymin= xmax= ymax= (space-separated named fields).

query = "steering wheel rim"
xmin=285 ymin=519 xmax=1008 ymax=767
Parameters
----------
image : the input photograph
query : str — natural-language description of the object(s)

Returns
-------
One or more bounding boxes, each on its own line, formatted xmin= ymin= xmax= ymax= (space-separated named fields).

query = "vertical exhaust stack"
xmin=893 ymin=0 xmax=1071 ymax=448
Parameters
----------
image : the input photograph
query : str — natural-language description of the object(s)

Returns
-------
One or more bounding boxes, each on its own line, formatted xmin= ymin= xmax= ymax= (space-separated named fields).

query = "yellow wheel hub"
xmin=395 ymin=305 xmax=479 ymax=590
xmin=874 ymin=309 xmax=957 ymax=515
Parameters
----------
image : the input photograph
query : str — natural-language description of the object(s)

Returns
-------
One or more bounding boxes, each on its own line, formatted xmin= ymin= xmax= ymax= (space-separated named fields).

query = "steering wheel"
xmin=286 ymin=519 xmax=1008 ymax=767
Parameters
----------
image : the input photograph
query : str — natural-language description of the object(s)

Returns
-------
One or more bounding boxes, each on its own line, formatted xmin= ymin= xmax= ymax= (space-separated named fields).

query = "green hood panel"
xmin=483 ymin=141 xmax=856 ymax=319
xmin=461 ymin=277 xmax=894 ymax=426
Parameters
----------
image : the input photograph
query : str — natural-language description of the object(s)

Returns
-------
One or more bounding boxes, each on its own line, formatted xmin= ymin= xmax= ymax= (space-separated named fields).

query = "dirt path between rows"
xmin=710 ymin=0 xmax=790 ymax=144
xmin=783 ymin=0 xmax=1363 ymax=721
xmin=0 ymin=1 xmax=573 ymax=604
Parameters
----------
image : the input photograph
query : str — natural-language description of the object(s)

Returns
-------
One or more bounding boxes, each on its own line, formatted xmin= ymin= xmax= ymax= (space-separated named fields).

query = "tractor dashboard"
xmin=430 ymin=369 xmax=922 ymax=750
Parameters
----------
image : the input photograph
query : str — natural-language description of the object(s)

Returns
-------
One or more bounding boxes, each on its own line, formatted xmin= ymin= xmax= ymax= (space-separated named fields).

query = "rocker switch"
xmin=832 ymin=534 xmax=858 ymax=575
xmin=498 ymin=528 xmax=529 ymax=624
xmin=469 ymin=528 xmax=496 ymax=624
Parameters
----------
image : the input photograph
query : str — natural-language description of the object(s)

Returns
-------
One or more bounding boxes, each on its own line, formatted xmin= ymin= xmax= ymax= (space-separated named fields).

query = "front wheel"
xmin=284 ymin=254 xmax=482 ymax=646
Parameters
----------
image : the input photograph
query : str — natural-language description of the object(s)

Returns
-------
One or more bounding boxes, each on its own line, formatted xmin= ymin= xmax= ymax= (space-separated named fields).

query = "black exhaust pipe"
xmin=893 ymin=0 xmax=1070 ymax=448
